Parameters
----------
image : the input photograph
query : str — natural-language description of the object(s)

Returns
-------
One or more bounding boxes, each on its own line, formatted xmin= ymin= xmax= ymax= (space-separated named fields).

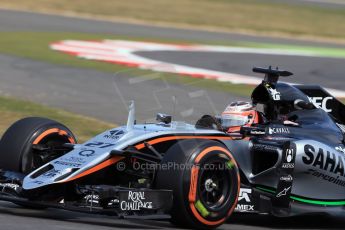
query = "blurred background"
xmin=0 ymin=1 xmax=345 ymax=229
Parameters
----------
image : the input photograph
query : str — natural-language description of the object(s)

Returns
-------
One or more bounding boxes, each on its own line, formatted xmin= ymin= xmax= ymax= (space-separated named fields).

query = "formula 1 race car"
xmin=0 ymin=66 xmax=345 ymax=229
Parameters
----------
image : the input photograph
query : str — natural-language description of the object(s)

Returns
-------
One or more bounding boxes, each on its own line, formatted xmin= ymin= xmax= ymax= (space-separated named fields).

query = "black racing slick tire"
xmin=0 ymin=117 xmax=76 ymax=174
xmin=155 ymin=139 xmax=240 ymax=229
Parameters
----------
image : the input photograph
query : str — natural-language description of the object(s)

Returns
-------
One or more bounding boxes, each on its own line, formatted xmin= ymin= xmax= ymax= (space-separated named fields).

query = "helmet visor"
xmin=221 ymin=114 xmax=248 ymax=128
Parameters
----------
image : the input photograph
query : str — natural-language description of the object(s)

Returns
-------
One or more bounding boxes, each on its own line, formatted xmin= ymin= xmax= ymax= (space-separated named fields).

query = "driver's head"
xmin=221 ymin=101 xmax=259 ymax=132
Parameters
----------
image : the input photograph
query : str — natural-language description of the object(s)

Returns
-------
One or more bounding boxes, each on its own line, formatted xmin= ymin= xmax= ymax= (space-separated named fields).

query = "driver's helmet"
xmin=221 ymin=101 xmax=259 ymax=133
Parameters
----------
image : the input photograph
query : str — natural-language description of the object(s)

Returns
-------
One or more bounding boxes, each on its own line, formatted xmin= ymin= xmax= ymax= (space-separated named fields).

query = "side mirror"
xmin=156 ymin=113 xmax=172 ymax=124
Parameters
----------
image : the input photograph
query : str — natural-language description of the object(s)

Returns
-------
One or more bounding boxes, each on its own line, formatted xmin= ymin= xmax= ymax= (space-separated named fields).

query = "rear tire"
xmin=155 ymin=139 xmax=240 ymax=229
xmin=0 ymin=117 xmax=76 ymax=174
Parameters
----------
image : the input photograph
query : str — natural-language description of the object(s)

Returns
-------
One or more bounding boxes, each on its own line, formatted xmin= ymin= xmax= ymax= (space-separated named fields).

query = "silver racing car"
xmin=0 ymin=67 xmax=344 ymax=229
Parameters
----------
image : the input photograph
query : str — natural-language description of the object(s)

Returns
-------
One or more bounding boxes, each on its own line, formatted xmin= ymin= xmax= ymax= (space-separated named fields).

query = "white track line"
xmin=50 ymin=40 xmax=345 ymax=98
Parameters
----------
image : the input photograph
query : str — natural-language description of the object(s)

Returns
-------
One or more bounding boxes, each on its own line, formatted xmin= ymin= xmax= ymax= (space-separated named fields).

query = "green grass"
xmin=243 ymin=42 xmax=345 ymax=58
xmin=0 ymin=96 xmax=114 ymax=142
xmin=0 ymin=31 xmax=248 ymax=70
xmin=1 ymin=0 xmax=345 ymax=42
xmin=0 ymin=32 xmax=143 ymax=73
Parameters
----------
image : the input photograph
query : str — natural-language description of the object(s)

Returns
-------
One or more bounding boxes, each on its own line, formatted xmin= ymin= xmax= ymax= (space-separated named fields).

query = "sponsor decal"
xmin=286 ymin=149 xmax=293 ymax=163
xmin=335 ymin=146 xmax=345 ymax=155
xmin=238 ymin=188 xmax=251 ymax=202
xmin=0 ymin=183 xmax=20 ymax=190
xmin=282 ymin=163 xmax=295 ymax=169
xmin=282 ymin=148 xmax=296 ymax=169
xmin=268 ymin=127 xmax=290 ymax=135
xmin=274 ymin=143 xmax=295 ymax=208
xmin=236 ymin=204 xmax=254 ymax=212
xmin=78 ymin=149 xmax=95 ymax=157
xmin=66 ymin=156 xmax=86 ymax=163
xmin=265 ymin=136 xmax=292 ymax=141
xmin=104 ymin=130 xmax=124 ymax=140
xmin=276 ymin=186 xmax=291 ymax=198
xmin=54 ymin=156 xmax=85 ymax=167
xmin=280 ymin=175 xmax=293 ymax=182
xmin=235 ymin=188 xmax=255 ymax=212
xmin=303 ymin=144 xmax=345 ymax=177
xmin=120 ymin=191 xmax=153 ymax=211
xmin=268 ymin=88 xmax=281 ymax=101
xmin=250 ymin=130 xmax=266 ymax=135
xmin=41 ymin=169 xmax=61 ymax=178
xmin=54 ymin=160 xmax=82 ymax=168
xmin=84 ymin=194 xmax=100 ymax=204
xmin=108 ymin=199 xmax=120 ymax=206
xmin=64 ymin=156 xmax=86 ymax=164
xmin=308 ymin=96 xmax=333 ymax=112
xmin=85 ymin=141 xmax=115 ymax=149
xmin=306 ymin=169 xmax=345 ymax=188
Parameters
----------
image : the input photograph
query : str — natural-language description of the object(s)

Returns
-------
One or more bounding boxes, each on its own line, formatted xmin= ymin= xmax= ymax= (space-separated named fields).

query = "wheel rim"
xmin=30 ymin=133 xmax=73 ymax=171
xmin=198 ymin=158 xmax=231 ymax=211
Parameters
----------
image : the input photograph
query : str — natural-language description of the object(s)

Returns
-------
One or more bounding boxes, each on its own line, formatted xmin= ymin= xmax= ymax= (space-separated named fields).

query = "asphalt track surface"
xmin=137 ymin=51 xmax=345 ymax=90
xmin=0 ymin=53 xmax=244 ymax=123
xmin=0 ymin=10 xmax=345 ymax=122
xmin=1 ymin=200 xmax=345 ymax=230
xmin=1 ymin=9 xmax=345 ymax=230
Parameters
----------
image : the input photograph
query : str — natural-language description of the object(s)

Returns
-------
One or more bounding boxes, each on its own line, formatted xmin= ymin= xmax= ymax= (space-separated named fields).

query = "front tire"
xmin=0 ymin=117 xmax=76 ymax=174
xmin=155 ymin=139 xmax=240 ymax=229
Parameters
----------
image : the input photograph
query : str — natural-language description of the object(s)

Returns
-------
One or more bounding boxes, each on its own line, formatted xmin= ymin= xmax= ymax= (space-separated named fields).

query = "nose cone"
xmin=22 ymin=166 xmax=78 ymax=190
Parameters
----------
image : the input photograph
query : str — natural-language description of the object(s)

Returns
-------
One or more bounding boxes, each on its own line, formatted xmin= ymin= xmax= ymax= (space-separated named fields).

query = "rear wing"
xmin=295 ymin=85 xmax=345 ymax=124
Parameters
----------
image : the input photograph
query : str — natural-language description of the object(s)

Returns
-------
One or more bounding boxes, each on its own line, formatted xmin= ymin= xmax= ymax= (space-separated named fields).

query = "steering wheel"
xmin=195 ymin=115 xmax=223 ymax=131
